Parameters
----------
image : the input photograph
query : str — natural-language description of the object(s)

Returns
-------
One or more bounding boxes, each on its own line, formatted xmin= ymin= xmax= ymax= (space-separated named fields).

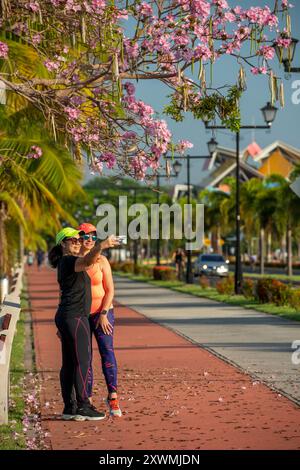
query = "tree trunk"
xmin=18 ymin=199 xmax=25 ymax=266
xmin=259 ymin=227 xmax=265 ymax=275
xmin=282 ymin=233 xmax=287 ymax=263
xmin=211 ymin=230 xmax=218 ymax=253
xmin=287 ymin=224 xmax=293 ymax=277
xmin=146 ymin=238 xmax=151 ymax=260
xmin=216 ymin=225 xmax=222 ymax=254
xmin=0 ymin=201 xmax=8 ymax=278
xmin=267 ymin=231 xmax=272 ymax=263
xmin=19 ymin=225 xmax=24 ymax=266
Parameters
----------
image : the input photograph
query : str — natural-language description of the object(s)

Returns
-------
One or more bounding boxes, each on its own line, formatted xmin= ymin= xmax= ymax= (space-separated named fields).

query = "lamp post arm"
xmin=205 ymin=124 xmax=271 ymax=130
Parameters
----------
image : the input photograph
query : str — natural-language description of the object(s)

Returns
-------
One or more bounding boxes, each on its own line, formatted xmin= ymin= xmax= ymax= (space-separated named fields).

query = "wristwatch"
xmin=100 ymin=309 xmax=108 ymax=315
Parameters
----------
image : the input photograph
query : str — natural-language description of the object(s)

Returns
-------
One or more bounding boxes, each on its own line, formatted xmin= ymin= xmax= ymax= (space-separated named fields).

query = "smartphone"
xmin=116 ymin=235 xmax=127 ymax=245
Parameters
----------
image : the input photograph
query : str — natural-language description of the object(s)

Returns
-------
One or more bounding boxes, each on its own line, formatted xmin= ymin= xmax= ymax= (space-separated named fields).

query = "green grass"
xmin=0 ymin=281 xmax=28 ymax=450
xmin=114 ymin=271 xmax=300 ymax=322
xmin=245 ymin=272 xmax=300 ymax=283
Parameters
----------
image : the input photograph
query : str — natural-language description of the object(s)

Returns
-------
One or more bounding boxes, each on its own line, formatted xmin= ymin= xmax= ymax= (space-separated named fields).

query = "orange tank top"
xmin=87 ymin=263 xmax=106 ymax=314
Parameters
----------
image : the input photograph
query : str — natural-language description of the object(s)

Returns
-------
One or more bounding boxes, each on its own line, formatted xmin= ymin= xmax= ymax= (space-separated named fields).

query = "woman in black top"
xmin=48 ymin=227 xmax=119 ymax=421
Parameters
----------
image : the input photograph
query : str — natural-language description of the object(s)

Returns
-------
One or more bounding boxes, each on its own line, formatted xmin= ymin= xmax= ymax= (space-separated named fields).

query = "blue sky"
xmin=84 ymin=1 xmax=300 ymax=187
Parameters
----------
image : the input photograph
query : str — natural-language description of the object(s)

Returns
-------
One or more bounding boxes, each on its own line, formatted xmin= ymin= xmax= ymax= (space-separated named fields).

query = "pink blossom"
xmin=27 ymin=146 xmax=42 ymax=159
xmin=178 ymin=140 xmax=194 ymax=154
xmin=32 ymin=34 xmax=42 ymax=45
xmin=137 ymin=2 xmax=153 ymax=17
xmin=44 ymin=59 xmax=60 ymax=72
xmin=122 ymin=131 xmax=137 ymax=140
xmin=124 ymin=82 xmax=135 ymax=96
xmin=251 ymin=66 xmax=268 ymax=75
xmin=124 ymin=39 xmax=139 ymax=59
xmin=64 ymin=106 xmax=80 ymax=120
xmin=25 ymin=1 xmax=39 ymax=12
xmin=275 ymin=36 xmax=292 ymax=48
xmin=257 ymin=45 xmax=275 ymax=60
xmin=101 ymin=152 xmax=116 ymax=169
xmin=194 ymin=44 xmax=212 ymax=61
xmin=0 ymin=41 xmax=8 ymax=59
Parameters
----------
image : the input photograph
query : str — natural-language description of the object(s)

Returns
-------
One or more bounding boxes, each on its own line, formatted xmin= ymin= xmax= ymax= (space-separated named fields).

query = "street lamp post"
xmin=155 ymin=166 xmax=182 ymax=266
xmin=164 ymin=142 xmax=215 ymax=283
xmin=204 ymin=102 xmax=278 ymax=295
xmin=274 ymin=37 xmax=300 ymax=73
xmin=113 ymin=182 xmax=145 ymax=271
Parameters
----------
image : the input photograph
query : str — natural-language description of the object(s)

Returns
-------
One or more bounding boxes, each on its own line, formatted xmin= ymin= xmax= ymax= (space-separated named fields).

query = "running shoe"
xmin=62 ymin=404 xmax=77 ymax=421
xmin=74 ymin=404 xmax=106 ymax=421
xmin=107 ymin=397 xmax=122 ymax=417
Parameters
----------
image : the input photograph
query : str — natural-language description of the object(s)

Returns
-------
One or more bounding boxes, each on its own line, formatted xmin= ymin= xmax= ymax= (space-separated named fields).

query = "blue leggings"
xmin=87 ymin=308 xmax=118 ymax=396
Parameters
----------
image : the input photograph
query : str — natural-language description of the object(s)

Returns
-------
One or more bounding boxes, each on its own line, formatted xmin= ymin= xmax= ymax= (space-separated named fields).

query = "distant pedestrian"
xmin=172 ymin=248 xmax=186 ymax=281
xmin=250 ymin=254 xmax=257 ymax=272
xmin=36 ymin=249 xmax=45 ymax=270
xmin=27 ymin=251 xmax=34 ymax=267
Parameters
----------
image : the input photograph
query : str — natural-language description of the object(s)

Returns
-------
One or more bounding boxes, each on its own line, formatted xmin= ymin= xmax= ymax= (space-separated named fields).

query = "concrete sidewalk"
xmin=26 ymin=266 xmax=300 ymax=450
xmin=114 ymin=276 xmax=300 ymax=404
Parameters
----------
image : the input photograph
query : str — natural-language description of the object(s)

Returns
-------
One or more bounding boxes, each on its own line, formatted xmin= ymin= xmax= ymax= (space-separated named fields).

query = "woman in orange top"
xmin=78 ymin=223 xmax=121 ymax=418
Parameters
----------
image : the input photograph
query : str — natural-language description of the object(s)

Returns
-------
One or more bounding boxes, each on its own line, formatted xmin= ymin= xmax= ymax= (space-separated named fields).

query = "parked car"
xmin=194 ymin=254 xmax=229 ymax=277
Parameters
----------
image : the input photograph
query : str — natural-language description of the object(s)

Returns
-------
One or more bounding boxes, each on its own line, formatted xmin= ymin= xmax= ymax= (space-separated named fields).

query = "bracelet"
xmin=100 ymin=309 xmax=108 ymax=315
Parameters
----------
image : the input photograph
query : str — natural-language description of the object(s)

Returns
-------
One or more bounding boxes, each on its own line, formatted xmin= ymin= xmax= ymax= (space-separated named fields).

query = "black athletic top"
xmin=56 ymin=255 xmax=91 ymax=318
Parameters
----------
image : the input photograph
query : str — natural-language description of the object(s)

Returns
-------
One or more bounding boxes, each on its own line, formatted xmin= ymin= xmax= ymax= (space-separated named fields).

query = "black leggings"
xmin=55 ymin=314 xmax=91 ymax=408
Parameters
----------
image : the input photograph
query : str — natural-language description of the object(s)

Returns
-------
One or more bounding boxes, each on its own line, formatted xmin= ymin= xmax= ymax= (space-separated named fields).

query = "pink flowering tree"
xmin=0 ymin=0 xmax=292 ymax=179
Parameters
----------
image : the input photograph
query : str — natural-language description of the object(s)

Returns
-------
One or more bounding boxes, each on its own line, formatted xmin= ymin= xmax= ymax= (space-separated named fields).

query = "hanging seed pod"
xmin=279 ymin=82 xmax=285 ymax=108
xmin=201 ymin=67 xmax=206 ymax=92
xmin=120 ymin=36 xmax=124 ymax=64
xmin=113 ymin=53 xmax=119 ymax=81
xmin=74 ymin=145 xmax=82 ymax=162
xmin=238 ymin=65 xmax=247 ymax=91
xmin=269 ymin=70 xmax=275 ymax=105
xmin=1 ymin=0 xmax=11 ymax=20
xmin=51 ymin=114 xmax=57 ymax=142
xmin=38 ymin=6 xmax=43 ymax=24
xmin=71 ymin=33 xmax=76 ymax=48
xmin=81 ymin=16 xmax=86 ymax=43
xmin=274 ymin=75 xmax=279 ymax=101
xmin=286 ymin=15 xmax=291 ymax=36
xmin=198 ymin=58 xmax=203 ymax=81
xmin=166 ymin=160 xmax=171 ymax=178
xmin=183 ymin=85 xmax=188 ymax=112
xmin=177 ymin=66 xmax=182 ymax=85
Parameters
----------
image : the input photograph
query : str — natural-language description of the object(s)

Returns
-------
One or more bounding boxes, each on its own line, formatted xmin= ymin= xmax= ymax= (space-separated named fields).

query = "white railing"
xmin=0 ymin=265 xmax=24 ymax=425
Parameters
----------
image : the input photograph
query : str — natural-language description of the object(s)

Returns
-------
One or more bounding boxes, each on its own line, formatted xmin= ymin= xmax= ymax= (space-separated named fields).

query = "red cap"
xmin=77 ymin=222 xmax=97 ymax=234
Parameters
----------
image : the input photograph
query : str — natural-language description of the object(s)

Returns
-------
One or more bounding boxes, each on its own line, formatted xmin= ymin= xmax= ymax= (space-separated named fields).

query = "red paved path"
xmin=27 ymin=266 xmax=300 ymax=450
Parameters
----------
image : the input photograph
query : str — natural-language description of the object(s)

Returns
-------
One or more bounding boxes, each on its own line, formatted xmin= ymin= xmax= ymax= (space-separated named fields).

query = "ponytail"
xmin=48 ymin=245 xmax=63 ymax=268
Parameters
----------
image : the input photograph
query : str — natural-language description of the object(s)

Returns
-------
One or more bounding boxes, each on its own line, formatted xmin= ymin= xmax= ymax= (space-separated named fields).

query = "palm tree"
xmin=0 ymin=37 xmax=85 ymax=278
xmin=199 ymin=187 xmax=231 ymax=254
xmin=272 ymin=173 xmax=300 ymax=276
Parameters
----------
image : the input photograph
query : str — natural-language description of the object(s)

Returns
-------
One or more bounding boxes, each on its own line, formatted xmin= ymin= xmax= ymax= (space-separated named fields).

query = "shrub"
xmin=256 ymin=278 xmax=291 ymax=306
xmin=216 ymin=276 xmax=234 ymax=295
xmin=109 ymin=261 xmax=121 ymax=271
xmin=153 ymin=265 xmax=177 ymax=281
xmin=289 ymin=289 xmax=300 ymax=310
xmin=138 ymin=265 xmax=153 ymax=278
xmin=269 ymin=280 xmax=291 ymax=306
xmin=255 ymin=278 xmax=274 ymax=303
xmin=199 ymin=276 xmax=210 ymax=289
xmin=111 ymin=261 xmax=134 ymax=273
xmin=242 ymin=278 xmax=255 ymax=299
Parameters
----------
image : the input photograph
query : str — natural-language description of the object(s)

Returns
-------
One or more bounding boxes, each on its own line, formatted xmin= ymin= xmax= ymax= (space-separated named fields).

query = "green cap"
xmin=55 ymin=227 xmax=79 ymax=245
